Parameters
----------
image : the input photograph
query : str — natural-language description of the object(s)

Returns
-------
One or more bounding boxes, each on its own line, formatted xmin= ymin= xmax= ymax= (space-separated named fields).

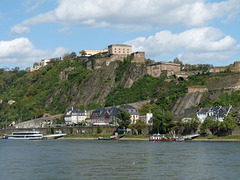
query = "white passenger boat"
xmin=3 ymin=131 xmax=43 ymax=140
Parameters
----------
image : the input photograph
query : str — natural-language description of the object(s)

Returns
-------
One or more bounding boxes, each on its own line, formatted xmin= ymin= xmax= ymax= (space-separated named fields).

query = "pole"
xmin=5 ymin=119 xmax=7 ymax=134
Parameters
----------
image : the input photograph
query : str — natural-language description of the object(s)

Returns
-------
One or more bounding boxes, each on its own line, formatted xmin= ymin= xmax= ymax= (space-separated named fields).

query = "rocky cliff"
xmin=172 ymin=73 xmax=240 ymax=115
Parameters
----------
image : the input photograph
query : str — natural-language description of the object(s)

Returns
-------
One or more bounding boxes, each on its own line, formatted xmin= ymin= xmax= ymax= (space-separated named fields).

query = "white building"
xmin=196 ymin=106 xmax=232 ymax=122
xmin=40 ymin=59 xmax=50 ymax=67
xmin=146 ymin=113 xmax=153 ymax=125
xmin=122 ymin=105 xmax=140 ymax=124
xmin=64 ymin=108 xmax=88 ymax=125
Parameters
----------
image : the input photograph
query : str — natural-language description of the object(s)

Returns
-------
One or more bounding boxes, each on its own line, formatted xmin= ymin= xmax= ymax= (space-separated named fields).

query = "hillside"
xmin=0 ymin=56 xmax=146 ymax=125
xmin=0 ymin=56 xmax=240 ymax=126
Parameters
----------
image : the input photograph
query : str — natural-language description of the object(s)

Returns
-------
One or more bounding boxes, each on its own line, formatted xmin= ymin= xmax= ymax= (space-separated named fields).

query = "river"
xmin=0 ymin=139 xmax=240 ymax=180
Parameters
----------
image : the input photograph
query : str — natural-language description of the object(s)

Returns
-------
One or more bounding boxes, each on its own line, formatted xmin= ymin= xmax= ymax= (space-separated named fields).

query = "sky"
xmin=0 ymin=0 xmax=240 ymax=69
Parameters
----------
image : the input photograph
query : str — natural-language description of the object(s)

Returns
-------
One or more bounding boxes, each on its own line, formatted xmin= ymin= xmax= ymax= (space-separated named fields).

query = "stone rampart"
xmin=131 ymin=52 xmax=145 ymax=64
xmin=147 ymin=62 xmax=181 ymax=77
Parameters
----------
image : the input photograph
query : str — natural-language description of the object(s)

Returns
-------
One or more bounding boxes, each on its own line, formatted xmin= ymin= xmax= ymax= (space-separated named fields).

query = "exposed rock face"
xmin=173 ymin=92 xmax=209 ymax=115
xmin=59 ymin=67 xmax=75 ymax=81
xmin=207 ymin=74 xmax=240 ymax=90
xmin=124 ymin=78 xmax=133 ymax=88
xmin=173 ymin=74 xmax=240 ymax=115
xmin=59 ymin=61 xmax=147 ymax=108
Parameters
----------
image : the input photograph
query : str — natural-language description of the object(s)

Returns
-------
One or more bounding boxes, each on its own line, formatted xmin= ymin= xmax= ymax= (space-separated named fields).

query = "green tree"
xmin=33 ymin=62 xmax=39 ymax=67
xmin=200 ymin=117 xmax=219 ymax=135
xmin=134 ymin=119 xmax=147 ymax=135
xmin=80 ymin=50 xmax=87 ymax=56
xmin=183 ymin=114 xmax=200 ymax=133
xmin=117 ymin=108 xmax=131 ymax=133
xmin=78 ymin=103 xmax=85 ymax=110
xmin=229 ymin=109 xmax=240 ymax=124
xmin=219 ymin=115 xmax=237 ymax=131
xmin=153 ymin=109 xmax=174 ymax=133
xmin=35 ymin=109 xmax=45 ymax=118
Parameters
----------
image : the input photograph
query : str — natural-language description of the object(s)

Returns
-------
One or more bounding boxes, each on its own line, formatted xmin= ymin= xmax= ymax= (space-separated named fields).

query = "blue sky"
xmin=0 ymin=0 xmax=240 ymax=69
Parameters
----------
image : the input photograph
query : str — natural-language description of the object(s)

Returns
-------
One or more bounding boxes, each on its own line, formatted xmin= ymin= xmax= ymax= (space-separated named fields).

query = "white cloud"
xmin=125 ymin=27 xmax=240 ymax=64
xmin=0 ymin=38 xmax=67 ymax=68
xmin=58 ymin=27 xmax=73 ymax=35
xmin=10 ymin=25 xmax=30 ymax=36
xmin=23 ymin=0 xmax=47 ymax=13
xmin=10 ymin=0 xmax=240 ymax=35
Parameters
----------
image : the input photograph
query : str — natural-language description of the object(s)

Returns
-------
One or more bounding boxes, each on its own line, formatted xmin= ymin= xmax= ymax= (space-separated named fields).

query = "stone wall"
xmin=210 ymin=66 xmax=227 ymax=73
xmin=105 ymin=54 xmax=129 ymax=66
xmin=147 ymin=62 xmax=181 ymax=77
xmin=210 ymin=62 xmax=240 ymax=73
xmin=0 ymin=126 xmax=151 ymax=135
xmin=14 ymin=114 xmax=63 ymax=128
xmin=233 ymin=61 xmax=240 ymax=72
xmin=188 ymin=87 xmax=208 ymax=94
xmin=131 ymin=52 xmax=145 ymax=64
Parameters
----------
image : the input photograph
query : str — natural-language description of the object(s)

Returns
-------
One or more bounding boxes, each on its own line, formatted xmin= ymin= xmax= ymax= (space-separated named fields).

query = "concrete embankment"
xmin=192 ymin=139 xmax=240 ymax=142
xmin=61 ymin=137 xmax=240 ymax=142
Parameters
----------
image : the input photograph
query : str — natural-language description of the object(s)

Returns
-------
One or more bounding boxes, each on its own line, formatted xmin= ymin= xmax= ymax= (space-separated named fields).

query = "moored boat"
xmin=2 ymin=130 xmax=67 ymax=140
xmin=97 ymin=135 xmax=118 ymax=140
xmin=149 ymin=134 xmax=176 ymax=141
xmin=149 ymin=133 xmax=200 ymax=142
xmin=3 ymin=131 xmax=43 ymax=140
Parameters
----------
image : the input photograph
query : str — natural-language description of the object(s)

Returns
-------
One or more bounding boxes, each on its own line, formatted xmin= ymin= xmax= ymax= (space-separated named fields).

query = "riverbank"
xmin=192 ymin=138 xmax=240 ymax=142
xmin=60 ymin=136 xmax=240 ymax=142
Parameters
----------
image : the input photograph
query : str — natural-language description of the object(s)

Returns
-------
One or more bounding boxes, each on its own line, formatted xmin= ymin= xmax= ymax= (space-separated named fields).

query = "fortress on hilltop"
xmin=27 ymin=43 xmax=240 ymax=78
xmin=80 ymin=44 xmax=146 ymax=69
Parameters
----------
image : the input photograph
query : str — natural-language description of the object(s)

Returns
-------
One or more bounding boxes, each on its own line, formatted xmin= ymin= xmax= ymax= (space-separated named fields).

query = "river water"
xmin=0 ymin=139 xmax=240 ymax=180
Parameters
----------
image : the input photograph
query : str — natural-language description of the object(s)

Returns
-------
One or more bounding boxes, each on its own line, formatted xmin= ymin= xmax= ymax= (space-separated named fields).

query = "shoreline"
xmin=61 ymin=137 xmax=240 ymax=142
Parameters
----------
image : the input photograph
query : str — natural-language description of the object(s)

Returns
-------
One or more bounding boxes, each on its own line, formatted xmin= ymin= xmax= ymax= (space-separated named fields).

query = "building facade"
xmin=122 ymin=105 xmax=140 ymax=124
xmin=108 ymin=44 xmax=132 ymax=55
xmin=64 ymin=108 xmax=88 ymax=125
xmin=197 ymin=106 xmax=232 ymax=122
xmin=91 ymin=107 xmax=119 ymax=124
xmin=40 ymin=59 xmax=50 ymax=67
xmin=91 ymin=105 xmax=142 ymax=125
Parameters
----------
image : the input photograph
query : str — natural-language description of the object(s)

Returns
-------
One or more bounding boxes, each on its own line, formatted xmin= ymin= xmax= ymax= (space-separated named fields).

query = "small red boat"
xmin=149 ymin=134 xmax=176 ymax=141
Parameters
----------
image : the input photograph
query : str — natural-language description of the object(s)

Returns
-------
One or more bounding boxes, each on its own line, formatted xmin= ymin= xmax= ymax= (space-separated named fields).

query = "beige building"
xmin=26 ymin=66 xmax=41 ymax=72
xmin=79 ymin=49 xmax=108 ymax=56
xmin=108 ymin=44 xmax=132 ymax=55
xmin=147 ymin=62 xmax=181 ymax=77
